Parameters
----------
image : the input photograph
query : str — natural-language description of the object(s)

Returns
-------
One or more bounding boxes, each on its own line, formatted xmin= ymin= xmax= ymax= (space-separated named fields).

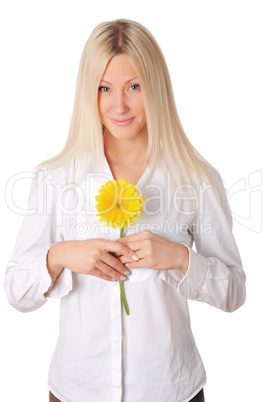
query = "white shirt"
xmin=4 ymin=155 xmax=246 ymax=402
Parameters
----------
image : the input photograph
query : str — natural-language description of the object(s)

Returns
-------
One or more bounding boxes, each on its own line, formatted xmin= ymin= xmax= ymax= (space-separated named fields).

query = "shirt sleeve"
xmin=3 ymin=170 xmax=73 ymax=312
xmin=160 ymin=171 xmax=246 ymax=312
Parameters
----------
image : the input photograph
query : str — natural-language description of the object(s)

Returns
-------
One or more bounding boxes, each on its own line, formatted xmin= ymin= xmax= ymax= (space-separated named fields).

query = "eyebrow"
xmin=100 ymin=77 xmax=138 ymax=85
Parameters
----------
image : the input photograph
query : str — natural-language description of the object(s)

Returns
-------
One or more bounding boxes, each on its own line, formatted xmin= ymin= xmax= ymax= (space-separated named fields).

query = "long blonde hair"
xmin=38 ymin=19 xmax=219 ymax=189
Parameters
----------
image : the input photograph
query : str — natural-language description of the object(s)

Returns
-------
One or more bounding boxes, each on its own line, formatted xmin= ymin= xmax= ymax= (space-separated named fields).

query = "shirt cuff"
xmin=158 ymin=246 xmax=208 ymax=299
xmin=32 ymin=247 xmax=73 ymax=299
xmin=178 ymin=247 xmax=208 ymax=299
xmin=46 ymin=267 xmax=73 ymax=299
xmin=33 ymin=249 xmax=53 ymax=293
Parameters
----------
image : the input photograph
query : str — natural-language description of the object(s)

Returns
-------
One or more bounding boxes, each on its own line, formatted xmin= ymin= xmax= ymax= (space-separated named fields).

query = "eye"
xmin=98 ymin=86 xmax=111 ymax=92
xmin=129 ymin=84 xmax=140 ymax=91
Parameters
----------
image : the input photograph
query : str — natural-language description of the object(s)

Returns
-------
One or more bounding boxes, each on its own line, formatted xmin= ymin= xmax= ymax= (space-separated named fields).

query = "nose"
xmin=114 ymin=91 xmax=129 ymax=115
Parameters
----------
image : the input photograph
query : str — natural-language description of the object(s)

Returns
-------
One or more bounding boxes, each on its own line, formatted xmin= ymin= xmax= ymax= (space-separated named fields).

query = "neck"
xmin=104 ymin=131 xmax=148 ymax=166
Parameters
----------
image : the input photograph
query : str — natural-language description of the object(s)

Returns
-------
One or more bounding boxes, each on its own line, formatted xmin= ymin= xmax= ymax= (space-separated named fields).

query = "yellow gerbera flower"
xmin=95 ymin=178 xmax=144 ymax=229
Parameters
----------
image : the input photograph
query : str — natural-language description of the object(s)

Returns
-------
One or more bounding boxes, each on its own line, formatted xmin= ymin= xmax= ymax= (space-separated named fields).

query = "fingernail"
xmin=124 ymin=269 xmax=131 ymax=276
xmin=112 ymin=278 xmax=117 ymax=282
xmin=125 ymin=263 xmax=129 ymax=268
xmin=120 ymin=275 xmax=126 ymax=281
xmin=132 ymin=255 xmax=139 ymax=261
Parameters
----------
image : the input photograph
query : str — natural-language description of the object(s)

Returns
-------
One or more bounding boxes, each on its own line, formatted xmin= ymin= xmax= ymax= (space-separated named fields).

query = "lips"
xmin=110 ymin=117 xmax=134 ymax=126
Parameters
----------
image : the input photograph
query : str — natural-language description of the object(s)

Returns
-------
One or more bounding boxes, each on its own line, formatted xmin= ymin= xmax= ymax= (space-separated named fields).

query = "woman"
xmin=4 ymin=19 xmax=246 ymax=402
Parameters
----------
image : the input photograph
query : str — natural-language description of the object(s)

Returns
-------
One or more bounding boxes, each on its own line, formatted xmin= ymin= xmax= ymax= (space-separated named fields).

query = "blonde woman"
xmin=4 ymin=19 xmax=245 ymax=402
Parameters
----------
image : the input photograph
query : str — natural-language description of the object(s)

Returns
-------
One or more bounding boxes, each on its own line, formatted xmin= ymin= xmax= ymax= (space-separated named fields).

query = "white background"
xmin=0 ymin=1 xmax=266 ymax=401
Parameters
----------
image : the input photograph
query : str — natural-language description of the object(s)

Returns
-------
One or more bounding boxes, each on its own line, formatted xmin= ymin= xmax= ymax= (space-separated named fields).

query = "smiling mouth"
xmin=110 ymin=117 xmax=134 ymax=126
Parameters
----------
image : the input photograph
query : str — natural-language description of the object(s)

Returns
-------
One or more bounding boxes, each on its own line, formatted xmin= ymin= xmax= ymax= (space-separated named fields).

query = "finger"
xmin=102 ymin=252 xmax=130 ymax=276
xmin=96 ymin=260 xmax=128 ymax=282
xmin=118 ymin=253 xmax=143 ymax=264
xmin=105 ymin=241 xmax=140 ymax=262
xmin=124 ymin=259 xmax=153 ymax=270
xmin=89 ymin=268 xmax=114 ymax=282
xmin=117 ymin=239 xmax=144 ymax=253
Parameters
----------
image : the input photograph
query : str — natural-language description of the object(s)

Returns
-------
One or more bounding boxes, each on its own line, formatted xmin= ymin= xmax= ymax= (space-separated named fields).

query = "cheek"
xmin=136 ymin=97 xmax=145 ymax=116
xmin=139 ymin=105 xmax=146 ymax=122
xmin=98 ymin=97 xmax=109 ymax=119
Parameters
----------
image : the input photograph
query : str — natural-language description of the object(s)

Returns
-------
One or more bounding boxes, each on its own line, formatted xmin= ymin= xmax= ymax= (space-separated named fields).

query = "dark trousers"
xmin=189 ymin=388 xmax=205 ymax=401
xmin=49 ymin=388 xmax=204 ymax=401
xmin=49 ymin=391 xmax=61 ymax=402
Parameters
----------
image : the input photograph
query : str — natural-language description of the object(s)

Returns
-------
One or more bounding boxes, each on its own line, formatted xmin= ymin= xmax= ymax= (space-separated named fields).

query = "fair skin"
xmin=98 ymin=53 xmax=148 ymax=184
xmin=45 ymin=54 xmax=188 ymax=292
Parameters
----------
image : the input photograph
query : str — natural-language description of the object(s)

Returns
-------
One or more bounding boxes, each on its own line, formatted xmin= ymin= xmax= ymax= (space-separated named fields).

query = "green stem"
xmin=119 ymin=281 xmax=129 ymax=315
xmin=119 ymin=227 xmax=130 ymax=315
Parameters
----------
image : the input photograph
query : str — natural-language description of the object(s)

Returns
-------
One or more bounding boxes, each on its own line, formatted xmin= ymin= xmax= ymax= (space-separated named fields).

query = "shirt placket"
xmin=110 ymin=282 xmax=123 ymax=402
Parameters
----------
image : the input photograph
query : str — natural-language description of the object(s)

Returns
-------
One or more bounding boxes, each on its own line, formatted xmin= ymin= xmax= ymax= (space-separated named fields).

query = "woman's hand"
xmin=117 ymin=230 xmax=189 ymax=275
xmin=47 ymin=239 xmax=139 ymax=283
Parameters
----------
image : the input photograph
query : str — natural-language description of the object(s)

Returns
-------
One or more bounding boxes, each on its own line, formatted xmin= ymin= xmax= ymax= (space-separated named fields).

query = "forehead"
xmin=101 ymin=54 xmax=138 ymax=82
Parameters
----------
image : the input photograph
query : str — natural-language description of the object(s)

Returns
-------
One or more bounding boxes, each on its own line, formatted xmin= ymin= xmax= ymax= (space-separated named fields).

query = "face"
xmin=98 ymin=54 xmax=147 ymax=142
